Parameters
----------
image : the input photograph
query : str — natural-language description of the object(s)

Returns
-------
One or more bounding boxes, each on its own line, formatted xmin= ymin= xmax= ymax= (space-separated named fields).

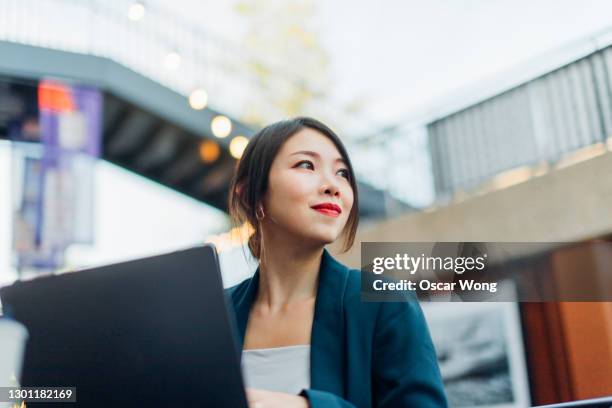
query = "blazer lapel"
xmin=310 ymin=248 xmax=349 ymax=396
xmin=232 ymin=267 xmax=259 ymax=350
xmin=230 ymin=248 xmax=349 ymax=396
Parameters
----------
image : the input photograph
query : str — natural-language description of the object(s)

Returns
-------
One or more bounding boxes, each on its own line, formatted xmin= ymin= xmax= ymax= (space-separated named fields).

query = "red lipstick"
xmin=311 ymin=202 xmax=342 ymax=217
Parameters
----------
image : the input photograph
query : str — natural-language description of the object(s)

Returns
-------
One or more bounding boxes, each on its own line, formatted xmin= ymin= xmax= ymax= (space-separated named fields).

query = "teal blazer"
xmin=225 ymin=249 xmax=448 ymax=408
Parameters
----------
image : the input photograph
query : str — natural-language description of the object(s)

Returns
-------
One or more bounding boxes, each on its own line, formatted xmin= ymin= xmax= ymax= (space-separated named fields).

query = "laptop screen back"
xmin=0 ymin=245 xmax=248 ymax=407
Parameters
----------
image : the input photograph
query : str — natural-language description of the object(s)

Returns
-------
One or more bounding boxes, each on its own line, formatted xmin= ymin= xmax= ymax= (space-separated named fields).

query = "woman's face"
xmin=261 ymin=128 xmax=354 ymax=247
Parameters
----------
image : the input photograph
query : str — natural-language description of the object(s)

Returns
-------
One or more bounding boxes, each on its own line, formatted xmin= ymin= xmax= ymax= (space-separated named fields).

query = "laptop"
xmin=533 ymin=397 xmax=612 ymax=408
xmin=0 ymin=244 xmax=249 ymax=407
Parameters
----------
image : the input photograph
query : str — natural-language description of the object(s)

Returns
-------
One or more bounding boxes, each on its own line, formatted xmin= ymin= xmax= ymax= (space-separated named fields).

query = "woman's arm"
xmin=372 ymin=300 xmax=448 ymax=407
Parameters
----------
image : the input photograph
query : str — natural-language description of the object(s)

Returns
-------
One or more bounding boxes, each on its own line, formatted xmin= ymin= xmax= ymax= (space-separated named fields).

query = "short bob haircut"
xmin=228 ymin=117 xmax=359 ymax=260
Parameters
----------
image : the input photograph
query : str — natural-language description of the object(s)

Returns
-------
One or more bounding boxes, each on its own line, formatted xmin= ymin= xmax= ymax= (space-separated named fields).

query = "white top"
xmin=241 ymin=344 xmax=311 ymax=395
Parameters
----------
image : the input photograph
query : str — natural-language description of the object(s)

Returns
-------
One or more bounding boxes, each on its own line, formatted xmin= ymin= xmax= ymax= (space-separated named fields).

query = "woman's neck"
xmin=256 ymin=243 xmax=323 ymax=311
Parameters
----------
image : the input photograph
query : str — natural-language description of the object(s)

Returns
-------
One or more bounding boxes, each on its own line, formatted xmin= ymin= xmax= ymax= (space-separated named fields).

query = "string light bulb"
xmin=189 ymin=88 xmax=208 ymax=110
xmin=211 ymin=115 xmax=232 ymax=138
xmin=229 ymin=136 xmax=249 ymax=159
xmin=128 ymin=2 xmax=145 ymax=21
xmin=199 ymin=140 xmax=220 ymax=163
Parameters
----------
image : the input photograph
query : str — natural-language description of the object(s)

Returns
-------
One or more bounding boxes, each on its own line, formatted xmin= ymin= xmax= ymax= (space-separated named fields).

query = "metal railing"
xmin=427 ymin=42 xmax=612 ymax=199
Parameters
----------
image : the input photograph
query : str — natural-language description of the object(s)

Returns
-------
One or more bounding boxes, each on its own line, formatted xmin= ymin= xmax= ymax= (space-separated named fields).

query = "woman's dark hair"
xmin=228 ymin=116 xmax=359 ymax=260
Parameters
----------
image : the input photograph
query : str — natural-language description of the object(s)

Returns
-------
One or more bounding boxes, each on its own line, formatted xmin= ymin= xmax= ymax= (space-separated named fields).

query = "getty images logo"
xmin=371 ymin=252 xmax=488 ymax=275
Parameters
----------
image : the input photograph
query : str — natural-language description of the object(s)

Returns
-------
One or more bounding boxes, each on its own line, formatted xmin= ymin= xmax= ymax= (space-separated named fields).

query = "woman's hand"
xmin=246 ymin=388 xmax=309 ymax=408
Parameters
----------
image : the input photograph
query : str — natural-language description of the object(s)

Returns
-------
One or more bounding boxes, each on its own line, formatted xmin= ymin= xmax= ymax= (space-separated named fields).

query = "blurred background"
xmin=0 ymin=0 xmax=611 ymax=406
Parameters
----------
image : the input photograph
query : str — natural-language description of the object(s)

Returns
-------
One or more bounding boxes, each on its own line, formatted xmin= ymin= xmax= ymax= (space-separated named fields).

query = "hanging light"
xmin=164 ymin=51 xmax=181 ymax=70
xmin=229 ymin=136 xmax=249 ymax=159
xmin=199 ymin=140 xmax=220 ymax=164
xmin=189 ymin=88 xmax=208 ymax=110
xmin=211 ymin=115 xmax=232 ymax=138
xmin=128 ymin=2 xmax=146 ymax=21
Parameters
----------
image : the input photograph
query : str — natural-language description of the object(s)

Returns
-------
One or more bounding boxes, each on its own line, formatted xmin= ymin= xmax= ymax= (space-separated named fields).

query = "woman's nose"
xmin=324 ymin=186 xmax=340 ymax=196
xmin=321 ymin=173 xmax=341 ymax=197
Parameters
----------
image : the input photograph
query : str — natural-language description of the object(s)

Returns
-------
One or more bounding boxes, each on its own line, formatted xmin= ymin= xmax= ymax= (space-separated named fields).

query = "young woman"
xmin=226 ymin=117 xmax=447 ymax=408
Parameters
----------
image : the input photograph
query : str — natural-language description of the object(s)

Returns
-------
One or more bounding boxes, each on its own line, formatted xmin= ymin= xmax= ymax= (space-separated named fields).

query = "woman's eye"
xmin=295 ymin=161 xmax=349 ymax=179
xmin=337 ymin=169 xmax=350 ymax=179
xmin=296 ymin=160 xmax=314 ymax=170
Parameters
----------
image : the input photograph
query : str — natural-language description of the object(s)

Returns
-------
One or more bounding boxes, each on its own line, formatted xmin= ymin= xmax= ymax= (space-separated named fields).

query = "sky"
xmin=320 ymin=0 xmax=612 ymax=127
xmin=170 ymin=0 xmax=612 ymax=129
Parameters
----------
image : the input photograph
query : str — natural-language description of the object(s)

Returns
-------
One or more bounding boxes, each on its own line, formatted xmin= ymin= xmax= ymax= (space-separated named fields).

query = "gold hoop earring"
xmin=256 ymin=206 xmax=265 ymax=221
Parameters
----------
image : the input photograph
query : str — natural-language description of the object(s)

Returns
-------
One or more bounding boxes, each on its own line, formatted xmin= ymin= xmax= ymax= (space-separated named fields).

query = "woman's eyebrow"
xmin=290 ymin=150 xmax=346 ymax=164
